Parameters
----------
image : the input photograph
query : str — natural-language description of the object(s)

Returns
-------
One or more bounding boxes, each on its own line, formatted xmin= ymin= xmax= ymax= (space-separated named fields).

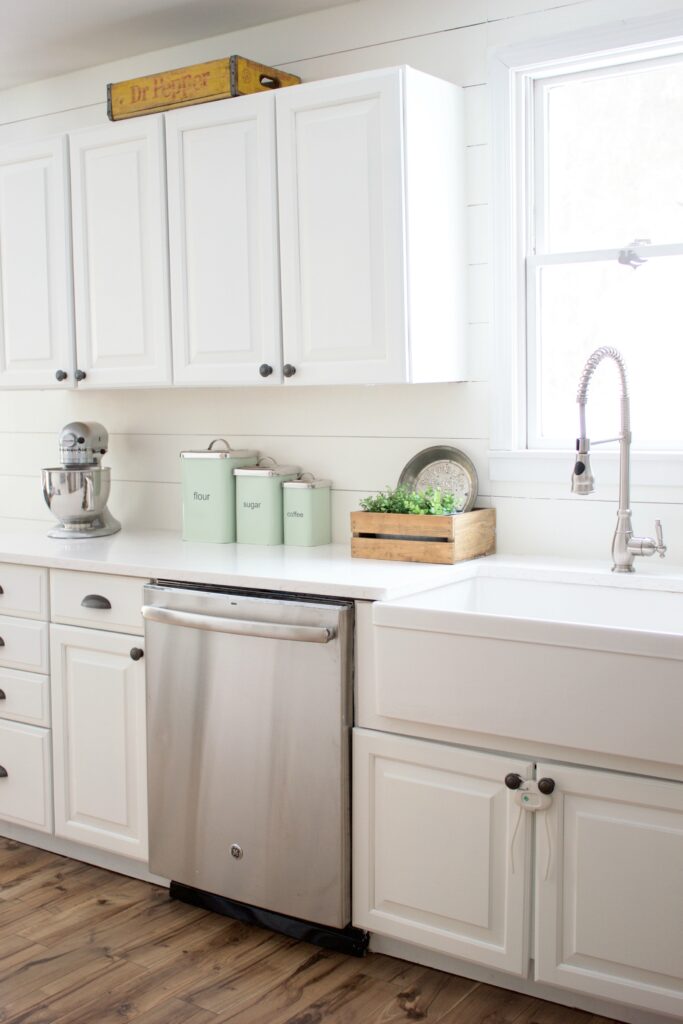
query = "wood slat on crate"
xmin=350 ymin=508 xmax=496 ymax=564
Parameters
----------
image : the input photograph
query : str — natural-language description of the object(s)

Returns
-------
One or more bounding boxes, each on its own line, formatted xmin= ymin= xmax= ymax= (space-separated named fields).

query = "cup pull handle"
xmin=0 ymin=689 xmax=5 ymax=700
xmin=81 ymin=595 xmax=112 ymax=610
xmin=0 ymin=766 xmax=7 ymax=779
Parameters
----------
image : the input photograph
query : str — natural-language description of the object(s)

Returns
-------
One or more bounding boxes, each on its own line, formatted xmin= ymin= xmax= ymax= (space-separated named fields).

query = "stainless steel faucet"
xmin=571 ymin=346 xmax=666 ymax=573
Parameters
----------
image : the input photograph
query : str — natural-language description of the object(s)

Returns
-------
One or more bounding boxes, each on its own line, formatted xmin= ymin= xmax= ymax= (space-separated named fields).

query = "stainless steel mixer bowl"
xmin=42 ymin=466 xmax=112 ymax=528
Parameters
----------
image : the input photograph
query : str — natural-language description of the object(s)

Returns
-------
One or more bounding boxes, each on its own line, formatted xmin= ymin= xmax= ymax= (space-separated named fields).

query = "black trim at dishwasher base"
xmin=169 ymin=881 xmax=370 ymax=957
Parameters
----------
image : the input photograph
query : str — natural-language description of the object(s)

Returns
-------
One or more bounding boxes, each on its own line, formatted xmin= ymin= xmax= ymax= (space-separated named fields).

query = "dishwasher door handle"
xmin=141 ymin=605 xmax=335 ymax=643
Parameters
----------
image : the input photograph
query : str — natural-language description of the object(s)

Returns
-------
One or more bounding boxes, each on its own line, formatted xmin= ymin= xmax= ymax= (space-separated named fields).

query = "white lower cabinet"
xmin=0 ymin=719 xmax=52 ymax=832
xmin=535 ymin=763 xmax=683 ymax=1017
xmin=353 ymin=728 xmax=534 ymax=975
xmin=50 ymin=624 xmax=148 ymax=861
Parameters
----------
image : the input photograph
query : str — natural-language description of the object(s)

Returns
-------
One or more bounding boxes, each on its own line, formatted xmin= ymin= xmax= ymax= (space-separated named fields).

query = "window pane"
xmin=545 ymin=61 xmax=683 ymax=251
xmin=535 ymin=256 xmax=683 ymax=446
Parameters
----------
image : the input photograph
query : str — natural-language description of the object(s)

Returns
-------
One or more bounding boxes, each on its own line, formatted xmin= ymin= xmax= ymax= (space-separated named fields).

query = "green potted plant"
xmin=351 ymin=485 xmax=495 ymax=565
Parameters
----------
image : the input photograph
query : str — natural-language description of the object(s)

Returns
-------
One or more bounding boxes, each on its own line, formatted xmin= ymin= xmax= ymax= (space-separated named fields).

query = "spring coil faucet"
xmin=571 ymin=346 xmax=666 ymax=572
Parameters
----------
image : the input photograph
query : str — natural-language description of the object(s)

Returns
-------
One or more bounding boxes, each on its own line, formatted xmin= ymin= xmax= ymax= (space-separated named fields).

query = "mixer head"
xmin=58 ymin=422 xmax=109 ymax=467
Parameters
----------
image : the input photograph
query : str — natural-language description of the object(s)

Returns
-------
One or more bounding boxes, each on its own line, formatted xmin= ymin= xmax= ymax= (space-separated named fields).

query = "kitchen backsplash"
xmin=2 ymin=0 xmax=680 ymax=559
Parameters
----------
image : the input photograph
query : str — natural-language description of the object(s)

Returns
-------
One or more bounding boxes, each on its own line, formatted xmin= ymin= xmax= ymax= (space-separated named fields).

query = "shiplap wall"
xmin=1 ymin=0 xmax=682 ymax=558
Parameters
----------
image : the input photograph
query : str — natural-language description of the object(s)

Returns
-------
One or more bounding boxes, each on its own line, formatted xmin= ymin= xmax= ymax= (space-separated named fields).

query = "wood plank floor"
xmin=0 ymin=839 xmax=622 ymax=1024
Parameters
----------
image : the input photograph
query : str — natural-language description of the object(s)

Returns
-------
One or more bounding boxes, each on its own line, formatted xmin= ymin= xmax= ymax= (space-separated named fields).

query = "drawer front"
xmin=0 ymin=719 xmax=52 ymax=832
xmin=51 ymin=571 xmax=148 ymax=636
xmin=0 ymin=563 xmax=48 ymax=620
xmin=0 ymin=669 xmax=50 ymax=727
xmin=0 ymin=616 xmax=49 ymax=673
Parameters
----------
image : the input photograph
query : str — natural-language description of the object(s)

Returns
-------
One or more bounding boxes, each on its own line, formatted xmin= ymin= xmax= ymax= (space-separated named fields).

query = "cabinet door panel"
xmin=353 ymin=728 xmax=532 ymax=975
xmin=535 ymin=763 xmax=683 ymax=1016
xmin=0 ymin=137 xmax=74 ymax=388
xmin=0 ymin=719 xmax=52 ymax=832
xmin=166 ymin=95 xmax=280 ymax=385
xmin=277 ymin=70 xmax=407 ymax=385
xmin=50 ymin=624 xmax=148 ymax=860
xmin=70 ymin=118 xmax=171 ymax=387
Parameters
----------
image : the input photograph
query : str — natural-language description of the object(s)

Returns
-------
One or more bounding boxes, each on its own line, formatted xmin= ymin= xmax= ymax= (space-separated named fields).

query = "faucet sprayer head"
xmin=571 ymin=442 xmax=595 ymax=495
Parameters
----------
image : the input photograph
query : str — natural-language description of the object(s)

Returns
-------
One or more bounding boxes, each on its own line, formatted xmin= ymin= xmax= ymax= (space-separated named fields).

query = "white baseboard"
xmin=370 ymin=935 xmax=674 ymax=1024
xmin=0 ymin=821 xmax=169 ymax=887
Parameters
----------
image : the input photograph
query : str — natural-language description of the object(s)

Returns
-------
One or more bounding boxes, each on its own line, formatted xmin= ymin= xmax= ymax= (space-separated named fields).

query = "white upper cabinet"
xmin=276 ymin=67 xmax=466 ymax=385
xmin=0 ymin=137 xmax=75 ymax=388
xmin=166 ymin=94 xmax=281 ymax=386
xmin=69 ymin=117 xmax=172 ymax=388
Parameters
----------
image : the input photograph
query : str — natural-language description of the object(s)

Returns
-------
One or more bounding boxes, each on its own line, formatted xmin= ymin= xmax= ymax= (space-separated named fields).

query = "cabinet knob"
xmin=0 ymin=689 xmax=5 ymax=700
xmin=55 ymin=369 xmax=68 ymax=382
xmin=0 ymin=637 xmax=5 ymax=647
xmin=75 ymin=369 xmax=87 ymax=382
xmin=538 ymin=777 xmax=556 ymax=795
xmin=0 ymin=585 xmax=4 ymax=595
xmin=505 ymin=773 xmax=524 ymax=790
xmin=259 ymin=364 xmax=273 ymax=378
xmin=0 ymin=766 xmax=7 ymax=778
xmin=81 ymin=594 xmax=112 ymax=610
xmin=130 ymin=647 xmax=144 ymax=661
xmin=283 ymin=364 xmax=296 ymax=378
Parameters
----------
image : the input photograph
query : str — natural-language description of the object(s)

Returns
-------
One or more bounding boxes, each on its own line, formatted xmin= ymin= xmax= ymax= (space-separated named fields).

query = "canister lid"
xmin=234 ymin=456 xmax=300 ymax=478
xmin=180 ymin=438 xmax=258 ymax=460
xmin=283 ymin=472 xmax=331 ymax=489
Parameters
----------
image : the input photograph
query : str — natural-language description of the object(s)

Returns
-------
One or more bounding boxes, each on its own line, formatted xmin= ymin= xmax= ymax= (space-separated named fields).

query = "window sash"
xmin=524 ymin=53 xmax=683 ymax=452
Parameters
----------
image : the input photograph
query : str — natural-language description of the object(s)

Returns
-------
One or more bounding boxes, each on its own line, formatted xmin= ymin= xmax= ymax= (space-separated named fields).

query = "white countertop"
xmin=0 ymin=521 xmax=476 ymax=601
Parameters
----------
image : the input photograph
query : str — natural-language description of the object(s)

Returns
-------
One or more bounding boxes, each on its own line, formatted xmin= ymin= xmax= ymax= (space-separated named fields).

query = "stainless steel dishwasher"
xmin=142 ymin=582 xmax=364 ymax=953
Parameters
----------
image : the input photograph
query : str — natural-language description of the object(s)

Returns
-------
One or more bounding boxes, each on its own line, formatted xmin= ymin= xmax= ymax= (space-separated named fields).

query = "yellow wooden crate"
xmin=107 ymin=56 xmax=301 ymax=121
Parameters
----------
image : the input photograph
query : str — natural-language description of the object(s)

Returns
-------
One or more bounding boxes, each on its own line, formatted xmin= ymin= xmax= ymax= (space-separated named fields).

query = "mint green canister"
xmin=181 ymin=439 xmax=258 ymax=543
xmin=235 ymin=459 xmax=300 ymax=545
xmin=283 ymin=474 xmax=332 ymax=547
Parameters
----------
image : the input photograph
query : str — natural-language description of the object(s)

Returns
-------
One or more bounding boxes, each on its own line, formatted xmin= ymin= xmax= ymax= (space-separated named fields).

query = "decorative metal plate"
xmin=397 ymin=446 xmax=478 ymax=513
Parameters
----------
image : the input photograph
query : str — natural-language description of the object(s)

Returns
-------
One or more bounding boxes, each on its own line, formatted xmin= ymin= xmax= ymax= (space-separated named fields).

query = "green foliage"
xmin=359 ymin=485 xmax=462 ymax=516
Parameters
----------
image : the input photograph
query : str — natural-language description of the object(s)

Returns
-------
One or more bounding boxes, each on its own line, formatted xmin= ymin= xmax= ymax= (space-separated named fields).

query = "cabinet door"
xmin=166 ymin=95 xmax=281 ymax=385
xmin=0 ymin=136 xmax=75 ymax=388
xmin=0 ymin=719 xmax=52 ymax=832
xmin=70 ymin=118 xmax=171 ymax=387
xmin=50 ymin=624 xmax=148 ymax=860
xmin=535 ymin=763 xmax=683 ymax=1016
xmin=353 ymin=728 xmax=533 ymax=975
xmin=277 ymin=69 xmax=408 ymax=385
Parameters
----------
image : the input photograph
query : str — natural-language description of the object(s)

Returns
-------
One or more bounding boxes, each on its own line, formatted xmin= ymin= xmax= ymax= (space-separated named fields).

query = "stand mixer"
xmin=42 ymin=422 xmax=121 ymax=539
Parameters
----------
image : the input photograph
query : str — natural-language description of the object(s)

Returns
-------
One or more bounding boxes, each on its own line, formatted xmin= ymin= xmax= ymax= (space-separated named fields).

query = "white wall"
xmin=2 ymin=0 xmax=683 ymax=558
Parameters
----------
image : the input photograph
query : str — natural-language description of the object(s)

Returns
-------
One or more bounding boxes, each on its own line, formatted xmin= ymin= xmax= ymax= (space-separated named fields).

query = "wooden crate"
xmin=107 ymin=56 xmax=301 ymax=121
xmin=350 ymin=508 xmax=496 ymax=565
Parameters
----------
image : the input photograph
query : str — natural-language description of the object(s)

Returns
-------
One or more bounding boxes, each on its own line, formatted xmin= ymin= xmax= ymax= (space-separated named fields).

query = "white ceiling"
xmin=0 ymin=0 xmax=352 ymax=90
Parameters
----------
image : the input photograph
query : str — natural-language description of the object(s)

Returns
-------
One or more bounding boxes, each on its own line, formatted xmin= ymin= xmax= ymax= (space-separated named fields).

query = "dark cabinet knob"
xmin=75 ymin=369 xmax=87 ymax=382
xmin=0 ymin=637 xmax=5 ymax=647
xmin=81 ymin=594 xmax=112 ymax=610
xmin=538 ymin=777 xmax=556 ymax=795
xmin=55 ymin=369 xmax=68 ymax=382
xmin=0 ymin=585 xmax=4 ymax=595
xmin=283 ymin=364 xmax=296 ymax=378
xmin=0 ymin=766 xmax=7 ymax=779
xmin=505 ymin=773 xmax=524 ymax=790
xmin=130 ymin=647 xmax=144 ymax=661
xmin=259 ymin=364 xmax=273 ymax=378
xmin=0 ymin=689 xmax=5 ymax=700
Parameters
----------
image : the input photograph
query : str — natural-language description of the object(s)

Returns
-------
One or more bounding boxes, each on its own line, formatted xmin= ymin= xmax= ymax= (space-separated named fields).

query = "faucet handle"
xmin=655 ymin=519 xmax=667 ymax=557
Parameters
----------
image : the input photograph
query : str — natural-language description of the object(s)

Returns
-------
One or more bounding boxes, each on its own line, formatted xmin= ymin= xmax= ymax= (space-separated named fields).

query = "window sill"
xmin=489 ymin=450 xmax=683 ymax=488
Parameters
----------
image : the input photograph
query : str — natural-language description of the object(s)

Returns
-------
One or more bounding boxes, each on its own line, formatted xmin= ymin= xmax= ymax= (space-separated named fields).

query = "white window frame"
xmin=489 ymin=11 xmax=683 ymax=486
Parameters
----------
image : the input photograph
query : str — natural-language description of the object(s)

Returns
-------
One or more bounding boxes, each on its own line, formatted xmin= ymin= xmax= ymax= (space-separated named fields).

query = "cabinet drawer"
xmin=0 ymin=616 xmax=49 ymax=673
xmin=0 ymin=719 xmax=52 ymax=832
xmin=50 ymin=571 xmax=148 ymax=636
xmin=0 ymin=669 xmax=49 ymax=727
xmin=0 ymin=563 xmax=48 ymax=620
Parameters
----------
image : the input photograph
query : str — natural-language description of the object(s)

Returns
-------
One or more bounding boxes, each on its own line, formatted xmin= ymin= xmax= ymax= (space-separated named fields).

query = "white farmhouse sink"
xmin=372 ymin=559 xmax=683 ymax=769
